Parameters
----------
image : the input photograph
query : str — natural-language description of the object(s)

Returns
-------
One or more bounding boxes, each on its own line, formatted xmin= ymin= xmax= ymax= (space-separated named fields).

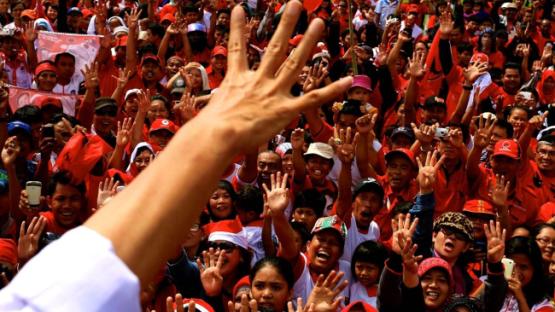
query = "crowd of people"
xmin=0 ymin=0 xmax=552 ymax=310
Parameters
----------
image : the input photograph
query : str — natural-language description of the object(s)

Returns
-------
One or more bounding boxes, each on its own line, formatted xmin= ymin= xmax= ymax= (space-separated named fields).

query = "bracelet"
xmin=463 ymin=85 xmax=473 ymax=90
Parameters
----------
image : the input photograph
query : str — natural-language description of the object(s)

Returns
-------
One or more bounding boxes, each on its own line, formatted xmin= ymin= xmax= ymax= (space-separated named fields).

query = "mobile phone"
xmin=41 ymin=124 xmax=55 ymax=139
xmin=25 ymin=181 xmax=42 ymax=207
xmin=502 ymin=257 xmax=515 ymax=280
xmin=434 ymin=127 xmax=449 ymax=139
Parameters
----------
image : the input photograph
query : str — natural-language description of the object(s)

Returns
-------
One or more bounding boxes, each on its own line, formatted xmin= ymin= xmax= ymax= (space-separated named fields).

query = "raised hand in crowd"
xmin=197 ymin=248 xmax=224 ymax=297
xmin=306 ymin=270 xmax=348 ymax=312
xmin=97 ymin=177 xmax=120 ymax=209
xmin=262 ymin=172 xmax=290 ymax=216
xmin=18 ymin=216 xmax=46 ymax=265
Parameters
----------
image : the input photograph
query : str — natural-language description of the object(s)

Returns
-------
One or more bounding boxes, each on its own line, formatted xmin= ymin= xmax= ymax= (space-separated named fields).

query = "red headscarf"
xmin=537 ymin=69 xmax=555 ymax=105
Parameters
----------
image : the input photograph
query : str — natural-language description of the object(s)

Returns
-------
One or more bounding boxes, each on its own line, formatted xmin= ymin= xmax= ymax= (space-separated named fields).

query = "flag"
xmin=8 ymin=86 xmax=81 ymax=116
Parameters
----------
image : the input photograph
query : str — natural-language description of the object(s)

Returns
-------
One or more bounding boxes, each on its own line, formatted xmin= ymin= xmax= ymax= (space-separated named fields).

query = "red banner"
xmin=9 ymin=86 xmax=81 ymax=116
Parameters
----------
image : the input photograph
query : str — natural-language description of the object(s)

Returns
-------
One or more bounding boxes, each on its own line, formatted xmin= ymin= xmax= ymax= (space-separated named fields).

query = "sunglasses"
xmin=207 ymin=241 xmax=237 ymax=252
xmin=440 ymin=227 xmax=468 ymax=241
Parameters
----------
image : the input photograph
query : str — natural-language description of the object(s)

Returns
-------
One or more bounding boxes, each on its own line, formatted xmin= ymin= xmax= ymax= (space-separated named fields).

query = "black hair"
xmin=351 ymin=240 xmax=388 ymax=282
xmin=477 ymin=30 xmax=496 ymax=53
xmin=216 ymin=8 xmax=231 ymax=17
xmin=503 ymin=62 xmax=521 ymax=75
xmin=214 ymin=24 xmax=229 ymax=34
xmin=54 ymin=52 xmax=75 ymax=64
xmin=504 ymin=104 xmax=532 ymax=120
xmin=391 ymin=201 xmax=412 ymax=218
xmin=339 ymin=99 xmax=364 ymax=118
xmin=291 ymin=221 xmax=311 ymax=243
xmin=46 ymin=171 xmax=86 ymax=196
xmin=250 ymin=256 xmax=295 ymax=290
xmin=444 ymin=295 xmax=482 ymax=312
xmin=207 ymin=180 xmax=237 ymax=221
xmin=505 ymin=236 xmax=550 ymax=307
xmin=147 ymin=22 xmax=165 ymax=39
xmin=12 ymin=105 xmax=42 ymax=125
xmin=293 ymin=189 xmax=326 ymax=218
xmin=457 ymin=42 xmax=474 ymax=54
xmin=235 ymin=185 xmax=264 ymax=215
xmin=150 ymin=94 xmax=171 ymax=113
xmin=10 ymin=1 xmax=24 ymax=10
xmin=532 ymin=223 xmax=555 ymax=240
xmin=51 ymin=113 xmax=78 ymax=126
xmin=493 ymin=119 xmax=514 ymax=139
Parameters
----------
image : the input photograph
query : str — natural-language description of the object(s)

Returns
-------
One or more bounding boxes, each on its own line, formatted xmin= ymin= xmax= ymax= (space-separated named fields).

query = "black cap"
xmin=423 ymin=96 xmax=447 ymax=110
xmin=353 ymin=178 xmax=384 ymax=200
xmin=95 ymin=97 xmax=118 ymax=112
xmin=390 ymin=126 xmax=415 ymax=142
xmin=339 ymin=99 xmax=363 ymax=117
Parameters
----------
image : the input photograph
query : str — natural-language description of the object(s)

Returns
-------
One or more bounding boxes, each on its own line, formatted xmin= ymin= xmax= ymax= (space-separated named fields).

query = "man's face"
xmin=487 ymin=125 xmax=509 ymax=152
xmin=352 ymin=191 xmax=382 ymax=229
xmin=490 ymin=155 xmax=520 ymax=180
xmin=93 ymin=107 xmax=117 ymax=136
xmin=292 ymin=207 xmax=318 ymax=230
xmin=185 ymin=12 xmax=199 ymax=24
xmin=54 ymin=120 xmax=72 ymax=147
xmin=536 ymin=143 xmax=555 ymax=172
xmin=217 ymin=13 xmax=230 ymax=26
xmin=541 ymin=19 xmax=551 ymax=35
xmin=257 ymin=152 xmax=282 ymax=186
xmin=502 ymin=68 xmax=521 ymax=94
xmin=149 ymin=129 xmax=174 ymax=148
xmin=307 ymin=230 xmax=343 ymax=274
xmin=386 ymin=156 xmax=414 ymax=190
xmin=141 ymin=62 xmax=161 ymax=82
xmin=214 ymin=30 xmax=229 ymax=46
xmin=48 ymin=183 xmax=83 ymax=228
xmin=211 ymin=54 xmax=227 ymax=71
xmin=36 ymin=71 xmax=58 ymax=91
xmin=306 ymin=156 xmax=332 ymax=183
xmin=123 ymin=96 xmax=139 ymax=118
xmin=56 ymin=55 xmax=75 ymax=80
xmin=68 ymin=13 xmax=82 ymax=29
xmin=1 ymin=37 xmax=21 ymax=58
xmin=166 ymin=58 xmax=183 ymax=77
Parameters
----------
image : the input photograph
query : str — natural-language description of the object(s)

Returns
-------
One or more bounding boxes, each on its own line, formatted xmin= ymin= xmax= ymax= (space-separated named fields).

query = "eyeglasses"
xmin=207 ymin=241 xmax=237 ymax=252
xmin=536 ymin=237 xmax=555 ymax=246
xmin=440 ymin=227 xmax=468 ymax=241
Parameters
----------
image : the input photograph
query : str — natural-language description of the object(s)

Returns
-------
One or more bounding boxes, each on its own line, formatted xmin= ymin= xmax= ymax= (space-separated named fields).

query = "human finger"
xmin=227 ymin=5 xmax=248 ymax=73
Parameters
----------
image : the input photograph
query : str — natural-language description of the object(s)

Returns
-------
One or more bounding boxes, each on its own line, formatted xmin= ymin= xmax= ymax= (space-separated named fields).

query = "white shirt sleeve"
xmin=0 ymin=226 xmax=140 ymax=312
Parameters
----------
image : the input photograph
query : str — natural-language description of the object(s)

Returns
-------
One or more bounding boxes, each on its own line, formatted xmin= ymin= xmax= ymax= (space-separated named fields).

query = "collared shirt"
xmin=433 ymin=162 xmax=468 ymax=218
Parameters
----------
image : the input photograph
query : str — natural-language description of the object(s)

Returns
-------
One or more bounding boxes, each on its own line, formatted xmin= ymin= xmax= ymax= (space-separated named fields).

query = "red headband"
xmin=35 ymin=63 xmax=58 ymax=76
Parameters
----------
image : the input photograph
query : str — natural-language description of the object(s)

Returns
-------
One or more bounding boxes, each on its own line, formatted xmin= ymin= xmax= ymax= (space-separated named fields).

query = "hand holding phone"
xmin=25 ymin=181 xmax=42 ymax=208
xmin=502 ymin=257 xmax=515 ymax=280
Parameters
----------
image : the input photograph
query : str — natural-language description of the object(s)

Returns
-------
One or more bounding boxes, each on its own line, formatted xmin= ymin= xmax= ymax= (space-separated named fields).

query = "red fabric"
xmin=537 ymin=69 xmax=555 ymax=105
xmin=0 ymin=239 xmax=17 ymax=266
xmin=40 ymin=211 xmax=73 ymax=235
xmin=56 ymin=132 xmax=113 ymax=183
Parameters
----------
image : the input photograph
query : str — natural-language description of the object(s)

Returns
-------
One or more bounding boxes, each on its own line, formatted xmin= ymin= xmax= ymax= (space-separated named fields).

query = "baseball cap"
xmin=95 ymin=97 xmax=118 ymax=112
xmin=67 ymin=7 xmax=82 ymax=15
xmin=462 ymin=199 xmax=495 ymax=217
xmin=417 ymin=257 xmax=454 ymax=286
xmin=470 ymin=52 xmax=489 ymax=64
xmin=212 ymin=46 xmax=228 ymax=57
xmin=350 ymin=75 xmax=372 ymax=92
xmin=433 ymin=212 xmax=474 ymax=242
xmin=390 ymin=126 xmax=415 ymax=142
xmin=170 ymin=77 xmax=186 ymax=95
xmin=492 ymin=139 xmax=520 ymax=160
xmin=35 ymin=96 xmax=63 ymax=110
xmin=423 ymin=96 xmax=447 ymax=110
xmin=353 ymin=178 xmax=384 ymax=199
xmin=82 ymin=8 xmax=93 ymax=18
xmin=35 ymin=19 xmax=51 ymax=30
xmin=289 ymin=34 xmax=304 ymax=46
xmin=141 ymin=54 xmax=161 ymax=67
xmin=7 ymin=121 xmax=31 ymax=136
xmin=311 ymin=215 xmax=348 ymax=241
xmin=188 ymin=22 xmax=207 ymax=33
xmin=160 ymin=13 xmax=176 ymax=24
xmin=501 ymin=2 xmax=518 ymax=9
xmin=304 ymin=142 xmax=334 ymax=160
xmin=149 ymin=118 xmax=178 ymax=134
xmin=124 ymin=89 xmax=141 ymax=101
xmin=21 ymin=10 xmax=37 ymax=20
xmin=408 ymin=3 xmax=419 ymax=13
xmin=385 ymin=148 xmax=417 ymax=168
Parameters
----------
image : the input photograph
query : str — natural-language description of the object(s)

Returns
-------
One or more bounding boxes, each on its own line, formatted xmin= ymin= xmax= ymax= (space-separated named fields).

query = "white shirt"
xmin=349 ymin=281 xmax=378 ymax=308
xmin=0 ymin=226 xmax=140 ymax=311
xmin=341 ymin=214 xmax=380 ymax=262
xmin=52 ymin=74 xmax=82 ymax=95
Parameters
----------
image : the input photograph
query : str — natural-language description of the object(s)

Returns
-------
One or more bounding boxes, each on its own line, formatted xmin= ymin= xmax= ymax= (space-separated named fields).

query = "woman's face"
xmin=47 ymin=6 xmax=58 ymax=20
xmin=186 ymin=68 xmax=203 ymax=90
xmin=209 ymin=188 xmax=233 ymax=220
xmin=511 ymin=253 xmax=534 ymax=286
xmin=481 ymin=33 xmax=492 ymax=50
xmin=543 ymin=77 xmax=555 ymax=93
xmin=12 ymin=5 xmax=23 ymax=18
xmin=536 ymin=227 xmax=555 ymax=262
xmin=414 ymin=42 xmax=428 ymax=57
xmin=251 ymin=265 xmax=291 ymax=312
xmin=134 ymin=150 xmax=153 ymax=173
xmin=216 ymin=241 xmax=242 ymax=277
xmin=421 ymin=269 xmax=450 ymax=309
xmin=354 ymin=261 xmax=381 ymax=287
xmin=147 ymin=100 xmax=169 ymax=123
xmin=508 ymin=108 xmax=528 ymax=135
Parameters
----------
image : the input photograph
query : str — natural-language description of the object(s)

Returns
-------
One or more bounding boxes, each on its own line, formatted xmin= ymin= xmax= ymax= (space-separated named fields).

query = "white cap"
xmin=304 ymin=142 xmax=334 ymax=160
xmin=124 ymin=89 xmax=141 ymax=101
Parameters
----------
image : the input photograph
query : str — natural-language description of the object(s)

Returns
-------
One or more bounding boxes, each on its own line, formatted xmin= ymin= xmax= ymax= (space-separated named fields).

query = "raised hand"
xmin=541 ymin=44 xmax=552 ymax=64
xmin=290 ymin=128 xmax=305 ymax=151
xmin=197 ymin=248 xmax=224 ymax=296
xmin=484 ymin=220 xmax=506 ymax=264
xmin=287 ymin=298 xmax=314 ymax=312
xmin=18 ymin=216 xmax=46 ymax=263
xmin=306 ymin=270 xmax=348 ymax=312
xmin=392 ymin=213 xmax=419 ymax=255
xmin=408 ymin=50 xmax=426 ymax=79
xmin=23 ymin=21 xmax=37 ymax=43
xmin=112 ymin=68 xmax=131 ymax=89
xmin=2 ymin=136 xmax=20 ymax=167
xmin=175 ymin=92 xmax=197 ymax=123
xmin=137 ymin=89 xmax=152 ymax=115
xmin=97 ymin=177 xmax=120 ymax=209
xmin=262 ymin=172 xmax=290 ymax=216
xmin=463 ymin=61 xmax=488 ymax=84
xmin=491 ymin=174 xmax=510 ymax=208
xmin=439 ymin=12 xmax=454 ymax=35
xmin=166 ymin=23 xmax=180 ymax=35
xmin=416 ymin=150 xmax=444 ymax=194
xmin=401 ymin=236 xmax=422 ymax=288
xmin=302 ymin=63 xmax=328 ymax=94
xmin=447 ymin=128 xmax=464 ymax=148
xmin=81 ymin=62 xmax=100 ymax=90
xmin=507 ymin=275 xmax=525 ymax=301
xmin=125 ymin=8 xmax=142 ymax=31
xmin=333 ymin=126 xmax=358 ymax=165
xmin=411 ymin=123 xmax=436 ymax=146
xmin=228 ymin=294 xmax=258 ymax=312
xmin=473 ymin=115 xmax=496 ymax=149
xmin=116 ymin=118 xmax=133 ymax=147
xmin=528 ymin=111 xmax=548 ymax=130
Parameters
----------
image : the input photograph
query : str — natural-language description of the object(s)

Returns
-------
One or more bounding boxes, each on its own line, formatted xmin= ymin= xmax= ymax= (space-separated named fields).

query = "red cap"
xmin=233 ymin=276 xmax=251 ymax=298
xmin=418 ymin=257 xmax=453 ymax=287
xmin=21 ymin=9 xmax=37 ymax=20
xmin=470 ymin=52 xmax=489 ymax=64
xmin=463 ymin=199 xmax=495 ymax=217
xmin=161 ymin=13 xmax=176 ymax=23
xmin=181 ymin=299 xmax=215 ymax=312
xmin=289 ymin=34 xmax=304 ymax=46
xmin=212 ymin=45 xmax=228 ymax=57
xmin=140 ymin=54 xmax=161 ymax=67
xmin=35 ymin=96 xmax=63 ymax=109
xmin=492 ymin=139 xmax=520 ymax=160
xmin=35 ymin=62 xmax=58 ymax=76
xmin=408 ymin=4 xmax=419 ymax=13
xmin=0 ymin=239 xmax=17 ymax=267
xmin=149 ymin=118 xmax=178 ymax=134
xmin=81 ymin=9 xmax=93 ymax=18
xmin=116 ymin=35 xmax=128 ymax=47
xmin=385 ymin=148 xmax=417 ymax=168
xmin=342 ymin=301 xmax=378 ymax=312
